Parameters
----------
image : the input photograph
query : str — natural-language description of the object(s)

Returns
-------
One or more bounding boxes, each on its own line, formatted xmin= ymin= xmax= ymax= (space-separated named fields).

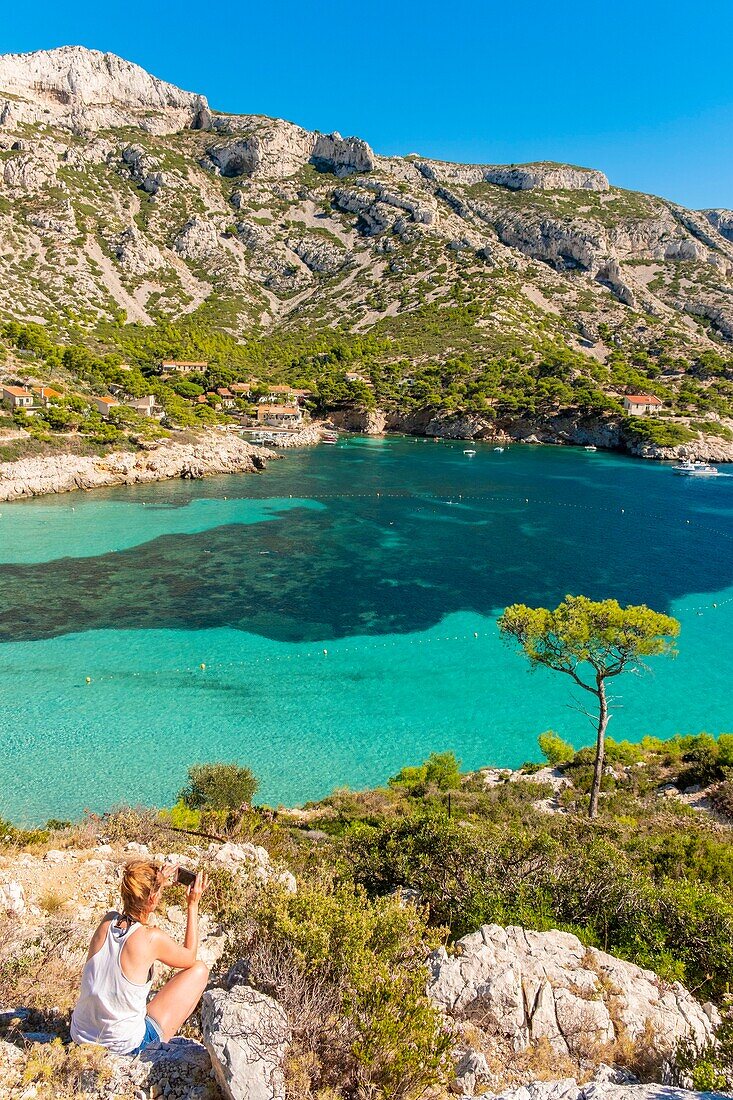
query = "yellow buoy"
xmin=200 ymin=663 xmax=206 ymax=670
xmin=85 ymin=677 xmax=91 ymax=684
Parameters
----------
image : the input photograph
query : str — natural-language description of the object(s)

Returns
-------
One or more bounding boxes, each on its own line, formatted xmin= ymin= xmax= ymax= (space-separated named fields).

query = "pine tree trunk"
xmin=588 ymin=678 xmax=608 ymax=819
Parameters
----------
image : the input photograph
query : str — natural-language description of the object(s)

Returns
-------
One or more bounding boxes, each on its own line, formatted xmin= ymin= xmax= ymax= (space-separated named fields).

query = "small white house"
xmin=623 ymin=394 xmax=662 ymax=416
xmin=2 ymin=385 xmax=34 ymax=410
xmin=93 ymin=396 xmax=121 ymax=418
xmin=217 ymin=388 xmax=237 ymax=409
xmin=161 ymin=360 xmax=208 ymax=375
xmin=32 ymin=386 xmax=63 ymax=407
xmin=126 ymin=395 xmax=163 ymax=418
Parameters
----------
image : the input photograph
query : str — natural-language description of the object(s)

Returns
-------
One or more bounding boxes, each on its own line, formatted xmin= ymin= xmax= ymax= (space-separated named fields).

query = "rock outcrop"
xmin=0 ymin=1035 xmax=217 ymax=1100
xmin=0 ymin=433 xmax=273 ymax=502
xmin=201 ymin=840 xmax=297 ymax=893
xmin=202 ymin=984 xmax=290 ymax=1100
xmin=483 ymin=164 xmax=609 ymax=192
xmin=417 ymin=160 xmax=609 ymax=192
xmin=703 ymin=209 xmax=733 ymax=242
xmin=0 ymin=45 xmax=208 ymax=132
xmin=429 ymin=925 xmax=718 ymax=1060
xmin=204 ymin=121 xmax=375 ymax=180
xmin=482 ymin=1071 xmax=730 ymax=1100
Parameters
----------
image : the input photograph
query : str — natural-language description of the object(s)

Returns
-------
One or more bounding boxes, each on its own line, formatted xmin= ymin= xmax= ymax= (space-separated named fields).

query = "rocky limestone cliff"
xmin=0 ymin=45 xmax=209 ymax=133
xmin=330 ymin=406 xmax=733 ymax=462
xmin=0 ymin=433 xmax=273 ymax=501
xmin=0 ymin=45 xmax=730 ymax=348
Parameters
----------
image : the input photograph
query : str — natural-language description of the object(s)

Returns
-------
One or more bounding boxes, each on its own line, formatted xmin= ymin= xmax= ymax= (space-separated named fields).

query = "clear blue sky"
xmin=3 ymin=0 xmax=733 ymax=210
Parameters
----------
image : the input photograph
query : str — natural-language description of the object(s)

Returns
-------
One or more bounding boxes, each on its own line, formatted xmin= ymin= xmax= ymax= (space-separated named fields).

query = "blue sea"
xmin=0 ymin=436 xmax=731 ymax=824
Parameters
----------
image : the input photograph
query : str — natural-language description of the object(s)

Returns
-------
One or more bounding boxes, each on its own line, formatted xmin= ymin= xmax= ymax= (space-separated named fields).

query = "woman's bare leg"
xmin=146 ymin=960 xmax=209 ymax=1041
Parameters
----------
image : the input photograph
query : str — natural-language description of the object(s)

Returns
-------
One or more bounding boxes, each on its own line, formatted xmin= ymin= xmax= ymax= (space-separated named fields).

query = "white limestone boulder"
xmin=0 ymin=881 xmax=26 ymax=916
xmin=201 ymin=985 xmax=290 ymax=1100
xmin=428 ymin=925 xmax=718 ymax=1058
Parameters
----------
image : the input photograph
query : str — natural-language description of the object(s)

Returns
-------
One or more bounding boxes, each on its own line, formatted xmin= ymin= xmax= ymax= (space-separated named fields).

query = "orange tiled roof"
xmin=625 ymin=394 xmax=662 ymax=405
xmin=161 ymin=360 xmax=208 ymax=367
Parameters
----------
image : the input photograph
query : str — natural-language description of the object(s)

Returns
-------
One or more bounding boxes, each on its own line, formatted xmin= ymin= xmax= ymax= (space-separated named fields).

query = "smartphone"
xmin=175 ymin=867 xmax=197 ymax=887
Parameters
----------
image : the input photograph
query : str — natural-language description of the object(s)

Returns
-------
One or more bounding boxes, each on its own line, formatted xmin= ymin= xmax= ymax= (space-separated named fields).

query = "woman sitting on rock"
xmin=71 ymin=858 xmax=210 ymax=1055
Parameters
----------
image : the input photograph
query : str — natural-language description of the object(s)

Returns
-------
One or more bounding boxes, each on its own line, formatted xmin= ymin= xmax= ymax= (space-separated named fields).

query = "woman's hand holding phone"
xmin=186 ymin=870 xmax=209 ymax=907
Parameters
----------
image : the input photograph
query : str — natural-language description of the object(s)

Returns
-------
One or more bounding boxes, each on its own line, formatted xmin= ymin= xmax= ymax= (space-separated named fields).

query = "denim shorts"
xmin=129 ymin=1015 xmax=164 ymax=1056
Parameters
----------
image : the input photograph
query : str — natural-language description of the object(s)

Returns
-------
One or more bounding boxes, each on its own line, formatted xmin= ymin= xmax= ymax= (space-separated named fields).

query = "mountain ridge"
xmin=0 ymin=45 xmax=732 ymax=458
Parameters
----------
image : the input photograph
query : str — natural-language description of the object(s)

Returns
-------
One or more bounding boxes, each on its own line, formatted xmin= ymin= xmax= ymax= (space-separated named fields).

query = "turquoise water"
xmin=0 ymin=437 xmax=732 ymax=823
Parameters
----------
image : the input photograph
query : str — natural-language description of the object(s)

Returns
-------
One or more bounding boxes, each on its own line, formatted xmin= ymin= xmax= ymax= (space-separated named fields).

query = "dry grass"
xmin=38 ymin=888 xmax=69 ymax=914
xmin=15 ymin=1038 xmax=131 ymax=1100
xmin=451 ymin=1014 xmax=667 ymax=1092
xmin=0 ymin=915 xmax=87 ymax=1017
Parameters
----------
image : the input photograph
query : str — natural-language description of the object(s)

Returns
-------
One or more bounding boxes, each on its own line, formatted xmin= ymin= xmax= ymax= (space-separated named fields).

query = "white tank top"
xmin=71 ymin=914 xmax=152 ymax=1054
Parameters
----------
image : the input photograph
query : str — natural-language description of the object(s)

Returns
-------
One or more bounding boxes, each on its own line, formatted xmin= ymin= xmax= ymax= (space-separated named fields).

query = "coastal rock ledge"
xmin=429 ymin=924 xmax=718 ymax=1058
xmin=0 ymin=432 xmax=274 ymax=501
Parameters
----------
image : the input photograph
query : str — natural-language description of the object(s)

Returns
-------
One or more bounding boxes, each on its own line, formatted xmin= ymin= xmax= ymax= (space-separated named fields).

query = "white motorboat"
xmin=493 ymin=446 xmax=505 ymax=453
xmin=321 ymin=431 xmax=339 ymax=445
xmin=463 ymin=448 xmax=477 ymax=456
xmin=673 ymin=459 xmax=719 ymax=476
xmin=585 ymin=445 xmax=597 ymax=452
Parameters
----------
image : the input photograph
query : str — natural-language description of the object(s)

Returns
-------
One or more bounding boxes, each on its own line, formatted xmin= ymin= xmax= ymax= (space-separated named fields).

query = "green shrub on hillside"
xmin=710 ymin=780 xmax=733 ymax=822
xmin=344 ymin=801 xmax=733 ymax=1000
xmin=248 ymin=876 xmax=450 ymax=1099
xmin=677 ymin=732 xmax=733 ymax=787
xmin=389 ymin=751 xmax=462 ymax=795
xmin=623 ymin=417 xmax=697 ymax=446
xmin=179 ymin=762 xmax=259 ymax=812
xmin=538 ymin=730 xmax=574 ymax=765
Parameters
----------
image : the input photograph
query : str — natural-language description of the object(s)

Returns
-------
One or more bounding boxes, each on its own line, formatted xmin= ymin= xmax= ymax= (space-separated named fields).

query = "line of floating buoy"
xmin=73 ymin=580 xmax=733 ymax=689
xmin=79 ymin=630 xmax=493 ymax=685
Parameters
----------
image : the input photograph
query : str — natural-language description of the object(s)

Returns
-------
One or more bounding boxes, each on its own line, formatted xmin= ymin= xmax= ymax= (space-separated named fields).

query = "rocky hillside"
xmin=2 ymin=735 xmax=733 ymax=1098
xmin=0 ymin=46 xmax=732 ymax=453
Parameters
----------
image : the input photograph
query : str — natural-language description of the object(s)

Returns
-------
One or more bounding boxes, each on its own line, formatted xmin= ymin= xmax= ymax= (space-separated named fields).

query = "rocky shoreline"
xmin=331 ymin=408 xmax=733 ymax=463
xmin=0 ymin=432 xmax=276 ymax=502
xmin=0 ymin=412 xmax=727 ymax=506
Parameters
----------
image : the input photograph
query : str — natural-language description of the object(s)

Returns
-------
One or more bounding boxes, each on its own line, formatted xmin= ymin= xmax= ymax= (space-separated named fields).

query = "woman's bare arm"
xmin=151 ymin=871 xmax=209 ymax=971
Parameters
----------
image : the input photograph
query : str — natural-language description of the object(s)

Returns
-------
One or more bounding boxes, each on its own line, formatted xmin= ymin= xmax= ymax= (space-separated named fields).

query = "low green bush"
xmin=538 ymin=730 xmax=574 ymax=765
xmin=344 ymin=801 xmax=733 ymax=1000
xmin=248 ymin=875 xmax=450 ymax=1099
xmin=179 ymin=762 xmax=259 ymax=811
xmin=389 ymin=752 xmax=462 ymax=796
